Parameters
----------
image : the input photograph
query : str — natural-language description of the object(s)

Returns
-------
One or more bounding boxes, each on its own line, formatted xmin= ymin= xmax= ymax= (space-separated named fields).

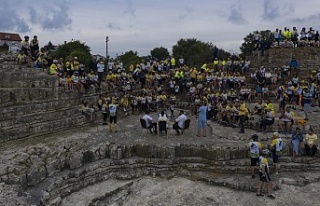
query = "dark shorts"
xmin=110 ymin=116 xmax=117 ymax=124
xmin=259 ymin=171 xmax=271 ymax=182
xmin=251 ymin=157 xmax=259 ymax=166
xmin=273 ymin=154 xmax=279 ymax=163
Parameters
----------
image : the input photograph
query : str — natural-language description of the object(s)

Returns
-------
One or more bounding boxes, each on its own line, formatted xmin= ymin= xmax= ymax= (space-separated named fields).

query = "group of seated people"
xmin=141 ymin=110 xmax=189 ymax=136
xmin=291 ymin=127 xmax=318 ymax=158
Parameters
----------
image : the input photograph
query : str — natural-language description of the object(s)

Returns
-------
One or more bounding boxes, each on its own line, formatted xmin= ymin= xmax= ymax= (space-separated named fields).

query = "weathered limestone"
xmin=0 ymin=54 xmax=98 ymax=142
xmin=250 ymin=47 xmax=320 ymax=69
xmin=1 ymin=49 xmax=320 ymax=205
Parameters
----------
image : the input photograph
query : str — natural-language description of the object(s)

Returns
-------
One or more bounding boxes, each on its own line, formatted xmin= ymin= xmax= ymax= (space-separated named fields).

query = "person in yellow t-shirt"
xmin=190 ymin=67 xmax=198 ymax=83
xmin=49 ymin=60 xmax=58 ymax=75
xmin=73 ymin=57 xmax=80 ymax=71
xmin=238 ymin=99 xmax=247 ymax=133
xmin=257 ymin=149 xmax=275 ymax=198
xmin=269 ymin=132 xmax=283 ymax=175
xmin=304 ymin=128 xmax=318 ymax=157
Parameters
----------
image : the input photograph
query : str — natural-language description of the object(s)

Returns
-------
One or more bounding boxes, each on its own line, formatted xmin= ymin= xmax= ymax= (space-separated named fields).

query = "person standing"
xmin=238 ymin=99 xmax=247 ymax=133
xmin=256 ymin=149 xmax=275 ymax=199
xmin=101 ymin=99 xmax=108 ymax=125
xmin=173 ymin=110 xmax=187 ymax=135
xmin=291 ymin=128 xmax=304 ymax=157
xmin=197 ymin=102 xmax=207 ymax=137
xmin=305 ymin=128 xmax=318 ymax=157
xmin=302 ymin=87 xmax=313 ymax=121
xmin=108 ymin=100 xmax=117 ymax=132
xmin=89 ymin=56 xmax=97 ymax=72
xmin=270 ymin=132 xmax=283 ymax=176
xmin=247 ymin=134 xmax=262 ymax=178
xmin=97 ymin=58 xmax=105 ymax=86
xmin=30 ymin=35 xmax=39 ymax=60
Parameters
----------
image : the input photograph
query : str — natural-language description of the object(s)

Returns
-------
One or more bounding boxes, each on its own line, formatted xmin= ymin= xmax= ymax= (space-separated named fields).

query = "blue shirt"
xmin=198 ymin=106 xmax=207 ymax=122
xmin=292 ymin=131 xmax=304 ymax=141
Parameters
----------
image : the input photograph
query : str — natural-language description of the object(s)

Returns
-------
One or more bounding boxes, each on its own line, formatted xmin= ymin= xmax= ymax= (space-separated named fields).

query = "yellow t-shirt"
xmin=49 ymin=64 xmax=57 ymax=75
xmin=238 ymin=103 xmax=247 ymax=116
xmin=305 ymin=134 xmax=318 ymax=145
xmin=190 ymin=69 xmax=198 ymax=78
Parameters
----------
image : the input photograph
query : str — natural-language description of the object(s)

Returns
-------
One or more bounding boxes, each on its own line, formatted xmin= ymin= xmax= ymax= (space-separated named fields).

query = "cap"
xmin=272 ymin=132 xmax=279 ymax=137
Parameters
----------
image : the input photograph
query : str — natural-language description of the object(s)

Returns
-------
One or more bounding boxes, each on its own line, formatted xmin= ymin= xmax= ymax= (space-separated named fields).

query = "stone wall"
xmin=1 ymin=141 xmax=318 ymax=205
xmin=250 ymin=47 xmax=320 ymax=69
xmin=0 ymin=54 xmax=98 ymax=142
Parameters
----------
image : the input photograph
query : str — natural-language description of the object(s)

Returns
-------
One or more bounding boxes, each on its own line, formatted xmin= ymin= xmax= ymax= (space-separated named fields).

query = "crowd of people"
xmin=15 ymin=34 xmax=320 ymax=200
xmin=254 ymin=26 xmax=320 ymax=51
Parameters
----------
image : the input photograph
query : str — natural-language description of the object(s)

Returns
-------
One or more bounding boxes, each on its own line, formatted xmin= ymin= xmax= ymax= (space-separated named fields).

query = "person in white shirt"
xmin=158 ymin=110 xmax=168 ymax=122
xmin=173 ymin=110 xmax=187 ymax=135
xmin=97 ymin=58 xmax=105 ymax=85
xmin=142 ymin=111 xmax=157 ymax=134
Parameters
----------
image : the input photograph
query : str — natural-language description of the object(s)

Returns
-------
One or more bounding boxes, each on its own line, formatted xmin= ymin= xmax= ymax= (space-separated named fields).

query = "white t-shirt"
xmin=175 ymin=114 xmax=187 ymax=128
xmin=109 ymin=104 xmax=117 ymax=117
xmin=158 ymin=114 xmax=168 ymax=122
xmin=97 ymin=62 xmax=105 ymax=73
xmin=143 ymin=114 xmax=153 ymax=127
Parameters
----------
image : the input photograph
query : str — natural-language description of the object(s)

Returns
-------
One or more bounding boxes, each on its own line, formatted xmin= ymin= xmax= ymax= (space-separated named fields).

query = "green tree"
xmin=240 ymin=30 xmax=273 ymax=58
xmin=150 ymin=47 xmax=169 ymax=60
xmin=118 ymin=50 xmax=142 ymax=71
xmin=52 ymin=40 xmax=91 ymax=66
xmin=172 ymin=38 xmax=230 ymax=67
xmin=0 ymin=43 xmax=9 ymax=52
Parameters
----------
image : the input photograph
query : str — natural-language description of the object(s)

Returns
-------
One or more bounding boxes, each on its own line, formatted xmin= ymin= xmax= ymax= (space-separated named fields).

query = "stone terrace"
xmin=1 ymin=50 xmax=320 ymax=205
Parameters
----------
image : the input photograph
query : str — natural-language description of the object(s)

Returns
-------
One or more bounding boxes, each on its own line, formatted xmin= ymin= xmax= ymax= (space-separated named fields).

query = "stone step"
xmin=0 ymin=112 xmax=88 ymax=142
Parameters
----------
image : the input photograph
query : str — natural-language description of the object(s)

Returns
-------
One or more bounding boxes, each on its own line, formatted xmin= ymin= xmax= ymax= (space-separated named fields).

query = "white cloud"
xmin=2 ymin=0 xmax=320 ymax=57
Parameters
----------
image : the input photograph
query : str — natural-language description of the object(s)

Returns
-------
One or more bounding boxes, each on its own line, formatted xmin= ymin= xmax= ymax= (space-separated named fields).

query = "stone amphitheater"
xmin=1 ymin=48 xmax=320 ymax=206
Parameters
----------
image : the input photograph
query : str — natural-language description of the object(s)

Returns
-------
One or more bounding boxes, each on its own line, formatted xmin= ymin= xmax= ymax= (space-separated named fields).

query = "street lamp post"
xmin=106 ymin=36 xmax=109 ymax=59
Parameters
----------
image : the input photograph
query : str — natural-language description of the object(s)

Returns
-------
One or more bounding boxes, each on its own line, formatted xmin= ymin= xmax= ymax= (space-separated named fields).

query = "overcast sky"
xmin=1 ymin=0 xmax=320 ymax=58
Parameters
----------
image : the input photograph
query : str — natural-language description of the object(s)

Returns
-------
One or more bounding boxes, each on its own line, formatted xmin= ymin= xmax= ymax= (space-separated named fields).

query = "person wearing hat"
xmin=257 ymin=149 xmax=275 ymax=198
xmin=269 ymin=132 xmax=283 ymax=175
xmin=302 ymin=87 xmax=313 ymax=120
xmin=247 ymin=134 xmax=262 ymax=178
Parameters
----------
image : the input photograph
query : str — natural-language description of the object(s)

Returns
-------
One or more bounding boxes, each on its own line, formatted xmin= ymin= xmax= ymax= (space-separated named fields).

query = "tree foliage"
xmin=171 ymin=38 xmax=233 ymax=67
xmin=0 ymin=43 xmax=9 ymax=52
xmin=52 ymin=40 xmax=91 ymax=66
xmin=150 ymin=47 xmax=169 ymax=60
xmin=240 ymin=30 xmax=273 ymax=58
xmin=118 ymin=50 xmax=142 ymax=71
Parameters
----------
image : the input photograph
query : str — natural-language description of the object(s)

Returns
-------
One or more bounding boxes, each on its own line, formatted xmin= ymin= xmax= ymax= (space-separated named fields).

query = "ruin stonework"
xmin=1 ymin=51 xmax=320 ymax=206
xmin=250 ymin=47 xmax=320 ymax=69
xmin=0 ymin=54 xmax=97 ymax=142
